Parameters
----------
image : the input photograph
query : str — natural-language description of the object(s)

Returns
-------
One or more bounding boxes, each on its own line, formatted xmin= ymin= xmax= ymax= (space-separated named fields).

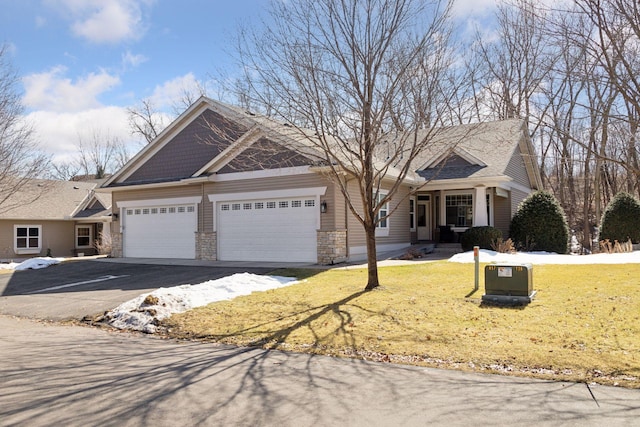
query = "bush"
xmin=460 ymin=226 xmax=502 ymax=252
xmin=599 ymin=192 xmax=640 ymax=244
xmin=509 ymin=190 xmax=569 ymax=254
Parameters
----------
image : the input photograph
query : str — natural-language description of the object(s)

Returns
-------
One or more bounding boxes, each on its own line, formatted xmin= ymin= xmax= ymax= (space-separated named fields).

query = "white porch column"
xmin=474 ymin=186 xmax=488 ymax=227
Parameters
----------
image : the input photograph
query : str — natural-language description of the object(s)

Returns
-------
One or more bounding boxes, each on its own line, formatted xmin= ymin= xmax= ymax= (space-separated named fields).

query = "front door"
xmin=417 ymin=196 xmax=431 ymax=240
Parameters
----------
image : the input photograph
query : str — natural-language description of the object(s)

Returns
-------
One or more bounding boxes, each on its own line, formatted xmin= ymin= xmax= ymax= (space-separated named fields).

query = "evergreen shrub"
xmin=509 ymin=190 xmax=569 ymax=254
xmin=460 ymin=226 xmax=502 ymax=252
xmin=599 ymin=192 xmax=640 ymax=244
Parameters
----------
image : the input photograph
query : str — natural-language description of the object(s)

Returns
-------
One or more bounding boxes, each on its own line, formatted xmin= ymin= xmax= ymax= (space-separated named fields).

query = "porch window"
xmin=375 ymin=191 xmax=389 ymax=236
xmin=445 ymin=194 xmax=473 ymax=227
xmin=76 ymin=225 xmax=92 ymax=248
xmin=15 ymin=225 xmax=41 ymax=254
xmin=409 ymin=198 xmax=416 ymax=231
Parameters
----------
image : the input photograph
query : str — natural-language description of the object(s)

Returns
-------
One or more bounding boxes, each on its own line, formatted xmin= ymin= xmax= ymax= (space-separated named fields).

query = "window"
xmin=76 ymin=225 xmax=92 ymax=248
xmin=221 ymin=204 xmax=230 ymax=211
xmin=178 ymin=206 xmax=186 ymax=213
xmin=279 ymin=201 xmax=289 ymax=208
xmin=292 ymin=200 xmax=302 ymax=208
xmin=255 ymin=202 xmax=264 ymax=209
xmin=243 ymin=203 xmax=252 ymax=210
xmin=446 ymin=194 xmax=473 ymax=227
xmin=14 ymin=225 xmax=41 ymax=254
xmin=267 ymin=201 xmax=276 ymax=209
xmin=375 ymin=192 xmax=389 ymax=236
xmin=409 ymin=198 xmax=416 ymax=231
xmin=305 ymin=200 xmax=315 ymax=207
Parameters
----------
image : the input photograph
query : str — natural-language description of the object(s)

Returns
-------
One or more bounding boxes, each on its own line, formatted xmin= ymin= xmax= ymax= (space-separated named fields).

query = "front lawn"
xmin=163 ymin=262 xmax=640 ymax=388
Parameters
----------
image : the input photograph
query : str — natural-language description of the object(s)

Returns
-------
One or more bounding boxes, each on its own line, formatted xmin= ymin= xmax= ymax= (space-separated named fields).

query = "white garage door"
xmin=217 ymin=197 xmax=318 ymax=262
xmin=123 ymin=204 xmax=197 ymax=259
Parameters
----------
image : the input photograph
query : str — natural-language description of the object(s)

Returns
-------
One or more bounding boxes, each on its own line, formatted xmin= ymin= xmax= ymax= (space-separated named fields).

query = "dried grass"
xmin=164 ymin=262 xmax=640 ymax=388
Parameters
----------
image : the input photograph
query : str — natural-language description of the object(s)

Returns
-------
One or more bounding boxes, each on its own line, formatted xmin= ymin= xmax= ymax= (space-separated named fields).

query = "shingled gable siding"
xmin=217 ymin=138 xmax=312 ymax=173
xmin=123 ymin=109 xmax=248 ymax=184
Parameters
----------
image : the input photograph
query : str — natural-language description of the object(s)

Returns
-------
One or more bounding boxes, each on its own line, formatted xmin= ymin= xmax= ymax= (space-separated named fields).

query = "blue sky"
xmin=0 ymin=0 xmax=497 ymax=164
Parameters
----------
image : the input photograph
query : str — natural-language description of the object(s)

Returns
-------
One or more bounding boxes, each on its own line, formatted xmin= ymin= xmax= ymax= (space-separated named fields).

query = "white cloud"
xmin=46 ymin=0 xmax=149 ymax=44
xmin=451 ymin=0 xmax=498 ymax=19
xmin=121 ymin=50 xmax=148 ymax=69
xmin=22 ymin=66 xmax=120 ymax=112
xmin=149 ymin=73 xmax=203 ymax=111
xmin=25 ymin=106 xmax=144 ymax=164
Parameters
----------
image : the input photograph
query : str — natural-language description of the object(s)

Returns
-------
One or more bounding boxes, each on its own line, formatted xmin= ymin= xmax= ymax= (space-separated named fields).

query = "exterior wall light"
xmin=320 ymin=201 xmax=328 ymax=213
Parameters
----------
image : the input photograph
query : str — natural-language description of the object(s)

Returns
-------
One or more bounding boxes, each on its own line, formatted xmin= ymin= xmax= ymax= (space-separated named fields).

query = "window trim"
xmin=14 ymin=225 xmax=42 ymax=255
xmin=75 ymin=225 xmax=93 ymax=249
xmin=445 ymin=193 xmax=473 ymax=228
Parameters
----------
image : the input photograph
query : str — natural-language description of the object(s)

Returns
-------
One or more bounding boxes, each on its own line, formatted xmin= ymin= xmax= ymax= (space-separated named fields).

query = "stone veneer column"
xmin=317 ymin=229 xmax=348 ymax=265
xmin=196 ymin=232 xmax=217 ymax=261
xmin=110 ymin=232 xmax=123 ymax=258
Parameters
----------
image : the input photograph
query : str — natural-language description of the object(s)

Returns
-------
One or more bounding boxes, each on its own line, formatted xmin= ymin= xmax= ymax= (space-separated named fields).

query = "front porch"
xmin=412 ymin=185 xmax=502 ymax=245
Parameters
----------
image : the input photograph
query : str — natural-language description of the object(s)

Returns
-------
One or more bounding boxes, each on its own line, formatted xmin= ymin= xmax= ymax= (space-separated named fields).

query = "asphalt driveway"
xmin=0 ymin=259 xmax=271 ymax=321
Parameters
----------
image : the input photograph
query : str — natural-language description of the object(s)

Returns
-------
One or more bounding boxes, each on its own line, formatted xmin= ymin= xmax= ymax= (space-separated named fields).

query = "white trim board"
xmin=116 ymin=196 xmax=203 ymax=208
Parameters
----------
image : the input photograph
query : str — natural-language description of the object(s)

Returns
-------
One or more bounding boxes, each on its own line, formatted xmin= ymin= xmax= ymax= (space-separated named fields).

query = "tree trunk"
xmin=364 ymin=225 xmax=380 ymax=291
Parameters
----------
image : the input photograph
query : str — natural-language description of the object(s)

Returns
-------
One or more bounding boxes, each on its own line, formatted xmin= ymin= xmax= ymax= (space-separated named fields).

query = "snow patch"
xmin=448 ymin=249 xmax=640 ymax=265
xmin=104 ymin=272 xmax=298 ymax=333
xmin=0 ymin=257 xmax=65 ymax=271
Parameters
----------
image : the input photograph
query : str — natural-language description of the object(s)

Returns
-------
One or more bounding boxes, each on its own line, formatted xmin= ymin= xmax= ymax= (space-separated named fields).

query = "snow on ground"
xmin=448 ymin=249 xmax=640 ymax=265
xmin=0 ymin=257 xmax=65 ymax=271
xmin=104 ymin=273 xmax=298 ymax=333
xmin=105 ymin=250 xmax=640 ymax=333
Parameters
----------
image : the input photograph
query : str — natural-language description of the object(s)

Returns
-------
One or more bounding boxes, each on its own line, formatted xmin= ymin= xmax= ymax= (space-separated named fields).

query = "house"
xmin=101 ymin=97 xmax=541 ymax=264
xmin=0 ymin=179 xmax=112 ymax=260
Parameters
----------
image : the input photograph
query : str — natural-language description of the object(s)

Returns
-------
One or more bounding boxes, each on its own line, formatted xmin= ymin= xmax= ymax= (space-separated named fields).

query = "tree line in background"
xmin=1 ymin=0 xmax=638 ymax=255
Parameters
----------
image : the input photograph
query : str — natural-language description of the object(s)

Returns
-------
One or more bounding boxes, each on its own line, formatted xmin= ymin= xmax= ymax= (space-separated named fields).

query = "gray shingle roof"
xmin=0 ymin=179 xmax=97 ymax=220
xmin=411 ymin=119 xmax=528 ymax=181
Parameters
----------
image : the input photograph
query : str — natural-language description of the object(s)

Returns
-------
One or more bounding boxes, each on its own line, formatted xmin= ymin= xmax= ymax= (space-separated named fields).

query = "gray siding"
xmin=493 ymin=192 xmax=511 ymax=237
xmin=510 ymin=188 xmax=529 ymax=219
xmin=346 ymin=182 xmax=411 ymax=249
xmin=504 ymin=143 xmax=532 ymax=189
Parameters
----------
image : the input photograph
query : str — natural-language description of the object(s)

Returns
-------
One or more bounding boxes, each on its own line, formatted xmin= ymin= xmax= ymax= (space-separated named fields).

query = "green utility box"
xmin=483 ymin=263 xmax=535 ymax=304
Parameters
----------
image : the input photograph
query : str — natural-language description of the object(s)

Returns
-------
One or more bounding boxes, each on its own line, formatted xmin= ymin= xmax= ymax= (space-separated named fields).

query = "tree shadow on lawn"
xmin=196 ymin=290 xmax=371 ymax=351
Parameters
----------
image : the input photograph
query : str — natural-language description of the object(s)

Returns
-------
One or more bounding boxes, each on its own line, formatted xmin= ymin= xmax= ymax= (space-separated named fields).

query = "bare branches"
xmin=0 ymin=44 xmax=49 ymax=211
xmin=232 ymin=0 xmax=458 ymax=289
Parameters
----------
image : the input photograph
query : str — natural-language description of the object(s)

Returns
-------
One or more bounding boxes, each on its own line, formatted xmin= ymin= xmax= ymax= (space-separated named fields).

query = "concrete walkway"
xmin=1 ymin=315 xmax=639 ymax=427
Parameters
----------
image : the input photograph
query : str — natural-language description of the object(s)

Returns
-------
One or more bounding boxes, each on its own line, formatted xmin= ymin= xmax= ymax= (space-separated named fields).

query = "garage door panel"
xmin=124 ymin=206 xmax=196 ymax=259
xmin=217 ymin=198 xmax=317 ymax=262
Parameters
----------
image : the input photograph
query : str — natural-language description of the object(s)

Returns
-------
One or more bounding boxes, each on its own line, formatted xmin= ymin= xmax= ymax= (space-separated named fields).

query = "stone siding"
xmin=111 ymin=232 xmax=123 ymax=258
xmin=196 ymin=231 xmax=217 ymax=260
xmin=317 ymin=229 xmax=347 ymax=265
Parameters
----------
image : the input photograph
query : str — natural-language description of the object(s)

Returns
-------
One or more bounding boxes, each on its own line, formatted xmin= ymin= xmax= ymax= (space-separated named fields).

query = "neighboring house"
xmin=0 ymin=179 xmax=112 ymax=260
xmin=101 ymin=97 xmax=541 ymax=264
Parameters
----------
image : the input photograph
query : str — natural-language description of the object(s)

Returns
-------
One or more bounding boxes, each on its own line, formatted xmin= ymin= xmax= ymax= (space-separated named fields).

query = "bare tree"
xmin=0 ymin=45 xmax=49 ymax=212
xmin=52 ymin=130 xmax=131 ymax=181
xmin=127 ymin=98 xmax=166 ymax=144
xmin=233 ymin=0 xmax=459 ymax=290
